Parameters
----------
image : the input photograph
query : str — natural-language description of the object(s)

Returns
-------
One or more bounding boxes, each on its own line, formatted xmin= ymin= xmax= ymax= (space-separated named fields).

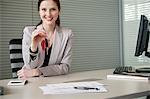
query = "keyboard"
xmin=113 ymin=66 xmax=135 ymax=74
xmin=136 ymin=67 xmax=150 ymax=73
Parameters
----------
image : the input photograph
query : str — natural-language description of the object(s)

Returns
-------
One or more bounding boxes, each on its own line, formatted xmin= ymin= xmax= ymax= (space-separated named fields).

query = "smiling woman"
xmin=17 ymin=0 xmax=73 ymax=79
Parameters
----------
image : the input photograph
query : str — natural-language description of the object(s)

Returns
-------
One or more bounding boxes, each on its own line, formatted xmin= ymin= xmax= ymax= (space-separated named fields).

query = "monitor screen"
xmin=135 ymin=15 xmax=150 ymax=57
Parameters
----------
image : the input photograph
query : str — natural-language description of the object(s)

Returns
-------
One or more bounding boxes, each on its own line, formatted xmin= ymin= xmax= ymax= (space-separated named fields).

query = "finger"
xmin=38 ymin=32 xmax=46 ymax=37
xmin=17 ymin=73 xmax=23 ymax=78
xmin=18 ymin=72 xmax=27 ymax=80
xmin=33 ymin=32 xmax=46 ymax=41
xmin=17 ymin=69 xmax=25 ymax=77
xmin=17 ymin=72 xmax=22 ymax=77
xmin=18 ymin=72 xmax=26 ymax=79
xmin=33 ymin=29 xmax=46 ymax=35
xmin=17 ymin=69 xmax=22 ymax=75
xmin=17 ymin=70 xmax=23 ymax=77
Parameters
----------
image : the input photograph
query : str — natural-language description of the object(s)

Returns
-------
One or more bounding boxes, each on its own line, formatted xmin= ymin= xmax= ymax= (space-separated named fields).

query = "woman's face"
xmin=39 ymin=0 xmax=59 ymax=25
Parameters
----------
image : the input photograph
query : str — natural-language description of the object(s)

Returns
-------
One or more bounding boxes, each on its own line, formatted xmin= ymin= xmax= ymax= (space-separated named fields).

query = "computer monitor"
xmin=135 ymin=15 xmax=150 ymax=58
xmin=134 ymin=15 xmax=150 ymax=73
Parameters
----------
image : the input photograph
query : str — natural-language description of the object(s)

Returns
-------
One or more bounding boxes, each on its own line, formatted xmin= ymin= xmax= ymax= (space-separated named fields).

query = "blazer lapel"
xmin=39 ymin=42 xmax=45 ymax=67
xmin=49 ymin=26 xmax=61 ymax=64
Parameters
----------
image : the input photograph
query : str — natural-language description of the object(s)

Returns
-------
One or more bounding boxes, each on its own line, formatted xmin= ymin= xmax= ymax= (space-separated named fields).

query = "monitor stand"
xmin=136 ymin=67 xmax=150 ymax=73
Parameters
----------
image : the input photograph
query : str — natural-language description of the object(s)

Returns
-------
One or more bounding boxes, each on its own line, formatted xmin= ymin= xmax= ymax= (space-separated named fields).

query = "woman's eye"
xmin=51 ymin=8 xmax=56 ymax=11
xmin=42 ymin=8 xmax=46 ymax=11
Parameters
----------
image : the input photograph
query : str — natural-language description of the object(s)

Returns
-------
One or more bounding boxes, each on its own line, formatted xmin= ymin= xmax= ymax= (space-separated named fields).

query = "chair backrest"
xmin=9 ymin=39 xmax=24 ymax=78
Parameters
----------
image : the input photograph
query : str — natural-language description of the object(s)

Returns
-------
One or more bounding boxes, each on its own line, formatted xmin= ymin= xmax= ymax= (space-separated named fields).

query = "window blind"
xmin=122 ymin=0 xmax=150 ymax=66
xmin=60 ymin=0 xmax=120 ymax=72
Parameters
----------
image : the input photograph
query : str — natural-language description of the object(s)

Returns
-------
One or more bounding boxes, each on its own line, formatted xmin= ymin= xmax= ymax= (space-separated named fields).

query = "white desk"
xmin=0 ymin=69 xmax=150 ymax=99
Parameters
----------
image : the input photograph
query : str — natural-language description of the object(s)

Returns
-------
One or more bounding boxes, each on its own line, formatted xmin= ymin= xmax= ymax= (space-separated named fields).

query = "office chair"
xmin=9 ymin=39 xmax=24 ymax=78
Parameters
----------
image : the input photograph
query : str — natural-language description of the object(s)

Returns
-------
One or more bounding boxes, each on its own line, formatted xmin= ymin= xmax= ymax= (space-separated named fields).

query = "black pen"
xmin=74 ymin=87 xmax=100 ymax=90
xmin=11 ymin=82 xmax=22 ymax=83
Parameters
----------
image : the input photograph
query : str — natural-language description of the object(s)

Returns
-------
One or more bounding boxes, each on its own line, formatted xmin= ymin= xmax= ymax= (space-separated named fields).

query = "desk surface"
xmin=0 ymin=69 xmax=150 ymax=99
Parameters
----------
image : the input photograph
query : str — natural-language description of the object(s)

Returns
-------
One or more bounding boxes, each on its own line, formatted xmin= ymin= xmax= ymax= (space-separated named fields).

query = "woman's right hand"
xmin=17 ymin=68 xmax=41 ymax=79
xmin=31 ymin=26 xmax=46 ymax=52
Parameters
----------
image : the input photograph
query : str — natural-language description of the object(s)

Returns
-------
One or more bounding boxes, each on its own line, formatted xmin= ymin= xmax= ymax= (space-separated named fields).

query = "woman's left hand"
xmin=17 ymin=68 xmax=40 ymax=79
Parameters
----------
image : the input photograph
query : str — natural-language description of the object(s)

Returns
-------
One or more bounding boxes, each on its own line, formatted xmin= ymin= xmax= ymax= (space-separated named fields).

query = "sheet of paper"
xmin=39 ymin=81 xmax=107 ymax=94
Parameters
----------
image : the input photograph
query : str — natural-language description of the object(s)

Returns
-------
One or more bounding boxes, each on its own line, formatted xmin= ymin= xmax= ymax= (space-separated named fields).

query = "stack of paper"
xmin=107 ymin=74 xmax=149 ymax=81
xmin=39 ymin=81 xmax=107 ymax=94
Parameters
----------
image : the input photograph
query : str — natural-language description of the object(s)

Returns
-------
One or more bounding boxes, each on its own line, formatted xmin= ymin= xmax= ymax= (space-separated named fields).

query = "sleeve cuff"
xmin=30 ymin=47 xmax=38 ymax=54
xmin=29 ymin=47 xmax=38 ymax=60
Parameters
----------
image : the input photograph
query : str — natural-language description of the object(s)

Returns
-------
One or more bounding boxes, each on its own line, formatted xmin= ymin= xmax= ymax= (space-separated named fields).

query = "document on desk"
xmin=39 ymin=81 xmax=107 ymax=94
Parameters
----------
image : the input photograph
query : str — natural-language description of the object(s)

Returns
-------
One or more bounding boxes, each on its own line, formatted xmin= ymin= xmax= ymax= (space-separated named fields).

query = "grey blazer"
xmin=22 ymin=25 xmax=73 ymax=76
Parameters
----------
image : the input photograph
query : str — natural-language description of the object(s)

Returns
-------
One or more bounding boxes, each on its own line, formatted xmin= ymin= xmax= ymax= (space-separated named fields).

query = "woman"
xmin=17 ymin=0 xmax=73 ymax=79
